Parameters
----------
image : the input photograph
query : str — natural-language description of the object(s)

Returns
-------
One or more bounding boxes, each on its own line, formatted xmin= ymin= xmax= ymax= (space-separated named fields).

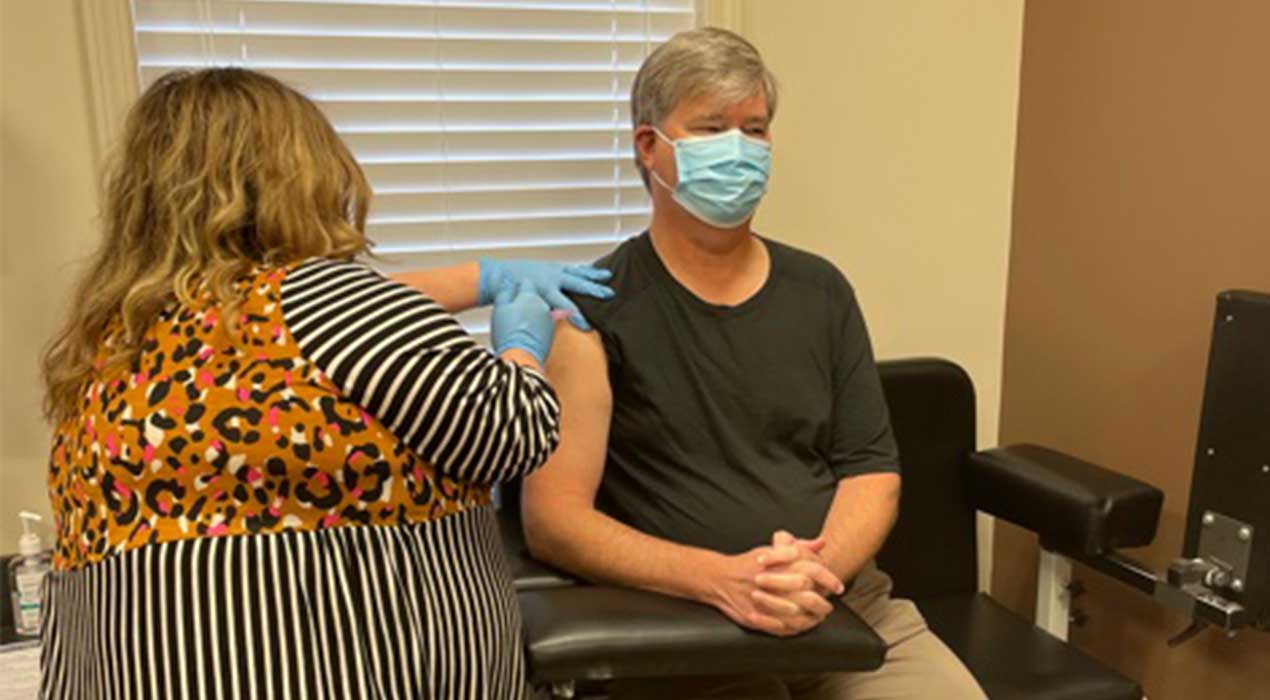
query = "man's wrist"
xmin=680 ymin=548 xmax=728 ymax=606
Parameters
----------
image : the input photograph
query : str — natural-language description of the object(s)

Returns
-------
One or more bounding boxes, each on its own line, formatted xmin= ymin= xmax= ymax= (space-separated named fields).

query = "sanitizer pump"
xmin=10 ymin=511 xmax=51 ymax=637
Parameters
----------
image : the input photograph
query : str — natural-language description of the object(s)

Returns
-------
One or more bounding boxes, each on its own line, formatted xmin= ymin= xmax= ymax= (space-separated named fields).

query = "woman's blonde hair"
xmin=42 ymin=67 xmax=372 ymax=423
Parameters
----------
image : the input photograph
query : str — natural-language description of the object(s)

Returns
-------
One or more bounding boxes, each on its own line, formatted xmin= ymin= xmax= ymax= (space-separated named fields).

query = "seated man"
xmin=521 ymin=27 xmax=985 ymax=700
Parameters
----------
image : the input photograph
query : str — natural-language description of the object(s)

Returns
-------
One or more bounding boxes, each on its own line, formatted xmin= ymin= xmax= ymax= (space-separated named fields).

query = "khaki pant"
xmin=610 ymin=563 xmax=986 ymax=700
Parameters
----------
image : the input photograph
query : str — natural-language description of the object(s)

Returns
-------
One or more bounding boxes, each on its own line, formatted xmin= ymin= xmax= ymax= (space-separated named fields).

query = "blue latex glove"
xmin=491 ymin=279 xmax=556 ymax=365
xmin=478 ymin=259 xmax=614 ymax=331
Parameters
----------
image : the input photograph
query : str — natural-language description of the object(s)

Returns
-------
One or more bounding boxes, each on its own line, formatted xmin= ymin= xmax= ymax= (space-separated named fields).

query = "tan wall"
xmin=996 ymin=1 xmax=1270 ymax=697
xmin=742 ymin=0 xmax=1024 ymax=588
xmin=745 ymin=0 xmax=1023 ymax=449
xmin=0 ymin=0 xmax=102 ymax=548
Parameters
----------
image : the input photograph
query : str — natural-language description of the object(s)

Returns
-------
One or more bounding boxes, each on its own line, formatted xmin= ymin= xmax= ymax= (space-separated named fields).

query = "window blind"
xmin=131 ymin=0 xmax=695 ymax=338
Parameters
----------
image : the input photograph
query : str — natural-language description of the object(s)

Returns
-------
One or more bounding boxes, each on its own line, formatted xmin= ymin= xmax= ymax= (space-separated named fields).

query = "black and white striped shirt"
xmin=283 ymin=259 xmax=561 ymax=485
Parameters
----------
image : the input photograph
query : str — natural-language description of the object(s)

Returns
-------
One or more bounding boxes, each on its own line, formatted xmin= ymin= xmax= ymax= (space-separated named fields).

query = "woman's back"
xmin=45 ymin=259 xmax=557 ymax=699
xmin=51 ymin=262 xmax=491 ymax=569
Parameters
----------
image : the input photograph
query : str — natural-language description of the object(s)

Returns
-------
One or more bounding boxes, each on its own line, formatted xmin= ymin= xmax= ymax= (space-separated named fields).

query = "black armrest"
xmin=969 ymin=444 xmax=1163 ymax=556
xmin=497 ymin=503 xmax=886 ymax=682
xmin=519 ymin=585 xmax=886 ymax=683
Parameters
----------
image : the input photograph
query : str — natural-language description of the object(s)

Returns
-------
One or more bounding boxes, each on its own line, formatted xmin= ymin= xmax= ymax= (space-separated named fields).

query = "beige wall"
xmin=996 ymin=1 xmax=1270 ymax=697
xmin=745 ymin=0 xmax=1023 ymax=449
xmin=742 ymin=0 xmax=1024 ymax=587
xmin=0 ymin=0 xmax=102 ymax=548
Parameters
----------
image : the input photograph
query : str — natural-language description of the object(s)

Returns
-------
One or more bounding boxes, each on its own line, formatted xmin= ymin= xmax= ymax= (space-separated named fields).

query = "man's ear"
xmin=634 ymin=125 xmax=659 ymax=174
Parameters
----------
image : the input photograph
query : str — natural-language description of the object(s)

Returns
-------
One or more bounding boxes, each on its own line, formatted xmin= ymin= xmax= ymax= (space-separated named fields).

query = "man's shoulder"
xmin=595 ymin=232 xmax=653 ymax=274
xmin=765 ymin=237 xmax=857 ymax=299
xmin=571 ymin=233 xmax=655 ymax=325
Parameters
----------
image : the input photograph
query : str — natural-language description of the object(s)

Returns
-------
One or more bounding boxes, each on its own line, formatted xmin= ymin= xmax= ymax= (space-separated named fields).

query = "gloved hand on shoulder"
xmin=478 ymin=259 xmax=614 ymax=331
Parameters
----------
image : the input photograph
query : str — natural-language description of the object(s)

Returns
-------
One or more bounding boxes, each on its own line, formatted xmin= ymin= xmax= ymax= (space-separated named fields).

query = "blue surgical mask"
xmin=651 ymin=127 xmax=772 ymax=229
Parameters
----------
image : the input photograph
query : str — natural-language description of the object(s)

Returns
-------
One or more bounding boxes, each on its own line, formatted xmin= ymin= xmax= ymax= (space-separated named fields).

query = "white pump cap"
xmin=18 ymin=511 xmax=43 ymax=557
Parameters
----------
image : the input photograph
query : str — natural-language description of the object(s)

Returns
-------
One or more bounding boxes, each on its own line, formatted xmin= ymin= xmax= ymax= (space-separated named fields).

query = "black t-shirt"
xmin=573 ymin=232 xmax=899 ymax=555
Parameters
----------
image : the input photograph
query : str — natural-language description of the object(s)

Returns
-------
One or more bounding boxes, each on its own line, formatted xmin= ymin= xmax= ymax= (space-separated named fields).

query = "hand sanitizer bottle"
xmin=10 ymin=511 xmax=51 ymax=637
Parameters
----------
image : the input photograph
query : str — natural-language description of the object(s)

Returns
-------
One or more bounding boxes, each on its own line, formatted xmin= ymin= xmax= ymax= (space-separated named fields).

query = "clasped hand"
xmin=708 ymin=530 xmax=845 ymax=638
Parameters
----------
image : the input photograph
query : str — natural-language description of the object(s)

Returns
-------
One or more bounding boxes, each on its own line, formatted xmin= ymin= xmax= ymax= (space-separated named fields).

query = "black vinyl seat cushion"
xmin=919 ymin=594 xmax=1141 ymax=700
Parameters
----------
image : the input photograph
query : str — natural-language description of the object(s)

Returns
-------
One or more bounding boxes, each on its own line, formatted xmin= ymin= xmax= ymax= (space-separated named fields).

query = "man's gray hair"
xmin=630 ymin=27 xmax=779 ymax=188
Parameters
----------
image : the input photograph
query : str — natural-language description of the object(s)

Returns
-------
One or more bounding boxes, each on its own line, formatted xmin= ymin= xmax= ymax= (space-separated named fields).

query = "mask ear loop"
xmin=648 ymin=126 xmax=677 ymax=192
xmin=650 ymin=168 xmax=674 ymax=192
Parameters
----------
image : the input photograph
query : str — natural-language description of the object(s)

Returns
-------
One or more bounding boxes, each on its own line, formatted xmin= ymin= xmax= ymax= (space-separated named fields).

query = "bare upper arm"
xmin=521 ymin=322 xmax=612 ymax=520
